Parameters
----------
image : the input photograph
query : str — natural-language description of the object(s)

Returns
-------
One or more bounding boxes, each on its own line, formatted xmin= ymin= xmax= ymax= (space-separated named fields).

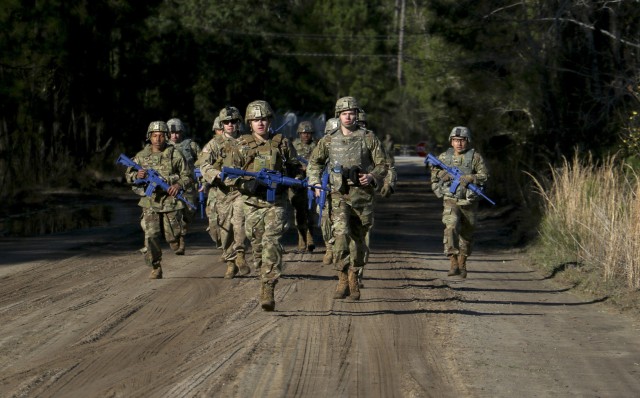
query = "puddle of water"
xmin=0 ymin=204 xmax=113 ymax=237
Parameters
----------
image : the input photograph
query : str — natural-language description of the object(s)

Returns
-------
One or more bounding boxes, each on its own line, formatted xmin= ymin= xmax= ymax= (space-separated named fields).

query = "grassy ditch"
xmin=528 ymin=154 xmax=640 ymax=312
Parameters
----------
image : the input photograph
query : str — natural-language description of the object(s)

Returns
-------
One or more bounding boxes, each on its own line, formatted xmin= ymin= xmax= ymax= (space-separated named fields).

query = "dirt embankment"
xmin=0 ymin=157 xmax=639 ymax=397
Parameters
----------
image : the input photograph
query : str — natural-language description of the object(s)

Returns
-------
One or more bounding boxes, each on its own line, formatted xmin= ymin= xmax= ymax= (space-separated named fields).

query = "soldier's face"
xmin=150 ymin=132 xmax=167 ymax=151
xmin=251 ymin=117 xmax=271 ymax=137
xmin=169 ymin=131 xmax=182 ymax=143
xmin=222 ymin=119 xmax=238 ymax=135
xmin=299 ymin=131 xmax=312 ymax=144
xmin=339 ymin=110 xmax=357 ymax=127
xmin=451 ymin=137 xmax=468 ymax=154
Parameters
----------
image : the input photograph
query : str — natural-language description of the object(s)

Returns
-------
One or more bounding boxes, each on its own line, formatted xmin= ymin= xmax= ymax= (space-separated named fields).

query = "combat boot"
xmin=306 ymin=230 xmax=315 ymax=252
xmin=458 ymin=255 xmax=467 ymax=278
xmin=260 ymin=280 xmax=277 ymax=311
xmin=175 ymin=236 xmax=185 ymax=255
xmin=347 ymin=271 xmax=360 ymax=301
xmin=447 ymin=254 xmax=460 ymax=276
xmin=224 ymin=261 xmax=238 ymax=279
xmin=323 ymin=249 xmax=333 ymax=265
xmin=149 ymin=266 xmax=163 ymax=279
xmin=333 ymin=270 xmax=349 ymax=299
xmin=357 ymin=268 xmax=364 ymax=288
xmin=235 ymin=251 xmax=250 ymax=276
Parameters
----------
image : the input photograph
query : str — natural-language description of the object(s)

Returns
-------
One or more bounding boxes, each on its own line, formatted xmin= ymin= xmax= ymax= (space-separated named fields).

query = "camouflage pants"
xmin=181 ymin=189 xmax=198 ymax=233
xmin=291 ymin=188 xmax=316 ymax=236
xmin=244 ymin=197 xmax=289 ymax=282
xmin=140 ymin=208 xmax=184 ymax=267
xmin=320 ymin=199 xmax=333 ymax=250
xmin=205 ymin=187 xmax=221 ymax=247
xmin=442 ymin=199 xmax=478 ymax=256
xmin=215 ymin=190 xmax=246 ymax=262
xmin=331 ymin=197 xmax=373 ymax=273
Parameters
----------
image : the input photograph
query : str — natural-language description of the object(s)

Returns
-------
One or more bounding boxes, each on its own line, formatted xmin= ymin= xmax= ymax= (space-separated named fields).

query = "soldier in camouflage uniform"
xmin=234 ymin=100 xmax=301 ymax=311
xmin=125 ymin=121 xmax=193 ymax=279
xmin=430 ymin=126 xmax=489 ymax=278
xmin=320 ymin=117 xmax=339 ymax=266
xmin=196 ymin=106 xmax=250 ymax=278
xmin=167 ymin=118 xmax=201 ymax=254
xmin=291 ymin=121 xmax=318 ymax=253
xmin=203 ymin=116 xmax=224 ymax=248
xmin=307 ymin=97 xmax=388 ymax=300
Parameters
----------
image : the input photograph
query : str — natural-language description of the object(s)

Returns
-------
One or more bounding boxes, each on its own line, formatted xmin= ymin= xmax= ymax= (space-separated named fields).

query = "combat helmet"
xmin=212 ymin=116 xmax=222 ymax=132
xmin=334 ymin=96 xmax=360 ymax=117
xmin=167 ymin=118 xmax=185 ymax=133
xmin=147 ymin=121 xmax=169 ymax=141
xmin=449 ymin=126 xmax=472 ymax=143
xmin=219 ymin=106 xmax=242 ymax=123
xmin=297 ymin=121 xmax=314 ymax=134
xmin=357 ymin=108 xmax=367 ymax=127
xmin=324 ymin=118 xmax=339 ymax=135
xmin=245 ymin=100 xmax=274 ymax=125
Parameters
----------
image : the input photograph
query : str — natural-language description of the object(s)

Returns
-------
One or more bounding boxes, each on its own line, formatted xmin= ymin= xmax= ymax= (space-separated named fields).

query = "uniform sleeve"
xmin=196 ymin=139 xmax=222 ymax=184
xmin=473 ymin=152 xmax=489 ymax=184
xmin=125 ymin=153 xmax=142 ymax=185
xmin=367 ymin=134 xmax=388 ymax=182
xmin=174 ymin=151 xmax=194 ymax=190
xmin=430 ymin=152 xmax=448 ymax=183
xmin=307 ymin=137 xmax=329 ymax=186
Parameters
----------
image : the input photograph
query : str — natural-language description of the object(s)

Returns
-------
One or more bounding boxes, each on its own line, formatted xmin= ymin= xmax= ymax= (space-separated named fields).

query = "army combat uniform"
xmin=291 ymin=121 xmax=318 ymax=253
xmin=430 ymin=126 xmax=489 ymax=278
xmin=307 ymin=97 xmax=387 ymax=300
xmin=125 ymin=122 xmax=193 ymax=279
xmin=196 ymin=106 xmax=249 ymax=278
xmin=235 ymin=100 xmax=301 ymax=311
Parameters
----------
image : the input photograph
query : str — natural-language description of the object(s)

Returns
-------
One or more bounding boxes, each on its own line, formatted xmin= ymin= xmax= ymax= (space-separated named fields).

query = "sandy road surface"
xmin=0 ymin=157 xmax=639 ymax=397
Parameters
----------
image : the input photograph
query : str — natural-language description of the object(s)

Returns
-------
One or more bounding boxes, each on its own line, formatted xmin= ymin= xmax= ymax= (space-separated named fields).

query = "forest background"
xmin=2 ymin=0 xmax=640 ymax=222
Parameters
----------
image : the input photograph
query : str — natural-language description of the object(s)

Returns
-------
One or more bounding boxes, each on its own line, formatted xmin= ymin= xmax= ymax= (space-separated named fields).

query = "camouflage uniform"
xmin=320 ymin=118 xmax=340 ymax=265
xmin=307 ymin=97 xmax=388 ymax=300
xmin=203 ymin=116 xmax=224 ymax=248
xmin=291 ymin=121 xmax=318 ymax=253
xmin=167 ymin=118 xmax=201 ymax=254
xmin=430 ymin=126 xmax=489 ymax=278
xmin=196 ymin=107 xmax=249 ymax=278
xmin=235 ymin=100 xmax=301 ymax=311
xmin=125 ymin=121 xmax=193 ymax=279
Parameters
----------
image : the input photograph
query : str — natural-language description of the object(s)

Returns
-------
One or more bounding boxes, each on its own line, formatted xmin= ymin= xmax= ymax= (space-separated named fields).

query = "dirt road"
xmin=1 ymin=157 xmax=639 ymax=397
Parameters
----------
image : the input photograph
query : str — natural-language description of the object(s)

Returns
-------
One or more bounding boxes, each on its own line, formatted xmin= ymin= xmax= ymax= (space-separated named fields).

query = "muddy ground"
xmin=0 ymin=157 xmax=639 ymax=397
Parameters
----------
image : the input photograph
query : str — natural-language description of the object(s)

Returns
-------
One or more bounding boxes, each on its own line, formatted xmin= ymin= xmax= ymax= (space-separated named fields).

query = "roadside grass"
xmin=528 ymin=153 xmax=640 ymax=312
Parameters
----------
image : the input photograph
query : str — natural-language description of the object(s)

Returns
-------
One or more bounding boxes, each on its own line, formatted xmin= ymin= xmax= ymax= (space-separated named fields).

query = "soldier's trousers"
xmin=140 ymin=208 xmax=184 ymax=266
xmin=442 ymin=199 xmax=478 ymax=256
xmin=331 ymin=197 xmax=373 ymax=273
xmin=244 ymin=199 xmax=289 ymax=282
xmin=215 ymin=190 xmax=246 ymax=261
xmin=205 ymin=187 xmax=221 ymax=246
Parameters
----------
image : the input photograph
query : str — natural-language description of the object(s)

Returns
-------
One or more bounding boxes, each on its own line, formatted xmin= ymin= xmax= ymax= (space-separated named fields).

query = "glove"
xmin=459 ymin=174 xmax=476 ymax=187
xmin=380 ymin=184 xmax=393 ymax=198
xmin=238 ymin=179 xmax=259 ymax=194
xmin=347 ymin=166 xmax=362 ymax=186
xmin=437 ymin=170 xmax=452 ymax=182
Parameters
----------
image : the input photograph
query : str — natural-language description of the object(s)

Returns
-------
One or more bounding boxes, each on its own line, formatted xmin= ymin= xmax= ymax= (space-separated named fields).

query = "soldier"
xmin=167 ymin=118 xmax=201 ymax=254
xmin=234 ymin=100 xmax=301 ymax=311
xmin=196 ymin=106 xmax=249 ymax=278
xmin=320 ymin=117 xmax=339 ymax=265
xmin=291 ymin=121 xmax=318 ymax=253
xmin=430 ymin=126 xmax=489 ymax=278
xmin=125 ymin=121 xmax=193 ymax=279
xmin=204 ymin=116 xmax=224 ymax=248
xmin=307 ymin=96 xmax=388 ymax=300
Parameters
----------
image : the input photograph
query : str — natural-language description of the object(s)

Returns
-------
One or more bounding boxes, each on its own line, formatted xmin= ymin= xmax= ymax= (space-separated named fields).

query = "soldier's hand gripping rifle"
xmin=425 ymin=153 xmax=496 ymax=205
xmin=116 ymin=153 xmax=196 ymax=210
xmin=219 ymin=166 xmax=329 ymax=204
xmin=194 ymin=168 xmax=207 ymax=219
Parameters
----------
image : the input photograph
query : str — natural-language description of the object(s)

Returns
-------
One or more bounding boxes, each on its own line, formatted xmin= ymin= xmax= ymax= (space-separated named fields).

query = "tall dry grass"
xmin=531 ymin=153 xmax=640 ymax=290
